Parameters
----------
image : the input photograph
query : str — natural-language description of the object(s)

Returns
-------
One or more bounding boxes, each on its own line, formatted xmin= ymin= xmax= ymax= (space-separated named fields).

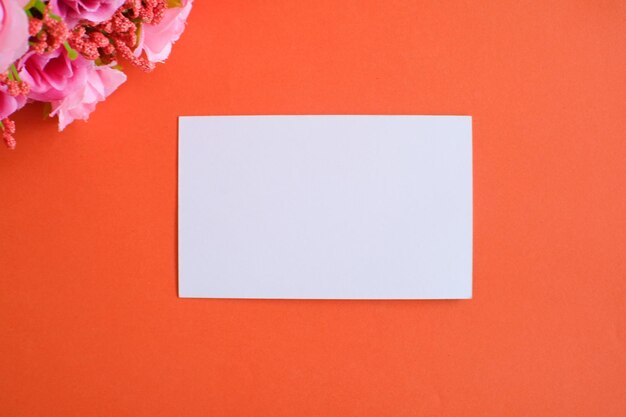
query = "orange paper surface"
xmin=1 ymin=1 xmax=625 ymax=416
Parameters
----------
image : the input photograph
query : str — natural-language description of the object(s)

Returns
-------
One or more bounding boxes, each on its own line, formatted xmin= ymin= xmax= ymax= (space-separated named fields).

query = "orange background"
xmin=1 ymin=1 xmax=625 ymax=415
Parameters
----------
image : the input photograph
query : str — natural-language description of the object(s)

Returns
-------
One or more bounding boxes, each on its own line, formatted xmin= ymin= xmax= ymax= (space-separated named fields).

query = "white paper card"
xmin=179 ymin=116 xmax=472 ymax=299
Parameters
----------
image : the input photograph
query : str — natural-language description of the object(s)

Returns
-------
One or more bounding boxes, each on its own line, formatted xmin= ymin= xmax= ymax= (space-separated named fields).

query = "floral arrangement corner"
xmin=0 ymin=0 xmax=193 ymax=149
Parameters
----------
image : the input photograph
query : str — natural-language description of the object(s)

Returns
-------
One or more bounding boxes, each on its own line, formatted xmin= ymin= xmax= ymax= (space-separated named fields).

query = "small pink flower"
xmin=0 ymin=0 xmax=30 ymax=73
xmin=49 ymin=0 xmax=125 ymax=28
xmin=135 ymin=0 xmax=192 ymax=63
xmin=49 ymin=57 xmax=126 ymax=131
xmin=19 ymin=48 xmax=88 ymax=102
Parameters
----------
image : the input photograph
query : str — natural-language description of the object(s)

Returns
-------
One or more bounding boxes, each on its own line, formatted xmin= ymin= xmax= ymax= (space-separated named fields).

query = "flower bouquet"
xmin=0 ymin=0 xmax=192 ymax=149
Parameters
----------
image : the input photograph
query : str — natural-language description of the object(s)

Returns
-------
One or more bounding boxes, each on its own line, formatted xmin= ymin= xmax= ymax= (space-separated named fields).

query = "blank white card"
xmin=179 ymin=116 xmax=472 ymax=299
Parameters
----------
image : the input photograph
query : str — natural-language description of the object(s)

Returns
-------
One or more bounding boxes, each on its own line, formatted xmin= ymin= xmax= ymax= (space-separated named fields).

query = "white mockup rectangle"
xmin=179 ymin=116 xmax=472 ymax=299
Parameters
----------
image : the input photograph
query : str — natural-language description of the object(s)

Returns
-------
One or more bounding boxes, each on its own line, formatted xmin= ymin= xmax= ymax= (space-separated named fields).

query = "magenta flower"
xmin=49 ymin=57 xmax=126 ymax=131
xmin=19 ymin=49 xmax=88 ymax=101
xmin=20 ymin=50 xmax=126 ymax=130
xmin=0 ymin=0 xmax=30 ymax=73
xmin=49 ymin=0 xmax=125 ymax=28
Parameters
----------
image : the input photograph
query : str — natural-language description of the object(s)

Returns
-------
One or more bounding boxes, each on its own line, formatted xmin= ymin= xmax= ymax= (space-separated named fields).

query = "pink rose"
xmin=49 ymin=0 xmax=125 ymax=28
xmin=0 ymin=84 xmax=26 ymax=119
xmin=19 ymin=49 xmax=89 ymax=102
xmin=135 ymin=0 xmax=193 ymax=63
xmin=49 ymin=57 xmax=126 ymax=131
xmin=0 ymin=0 xmax=30 ymax=73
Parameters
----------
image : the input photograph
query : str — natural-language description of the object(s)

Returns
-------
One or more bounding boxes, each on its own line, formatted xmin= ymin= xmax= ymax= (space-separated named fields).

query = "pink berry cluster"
xmin=0 ymin=71 xmax=29 ymax=149
xmin=28 ymin=4 xmax=69 ymax=54
xmin=69 ymin=0 xmax=167 ymax=72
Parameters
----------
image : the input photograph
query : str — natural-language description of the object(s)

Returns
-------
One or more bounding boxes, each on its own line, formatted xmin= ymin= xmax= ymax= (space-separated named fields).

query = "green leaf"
xmin=33 ymin=0 xmax=45 ymax=14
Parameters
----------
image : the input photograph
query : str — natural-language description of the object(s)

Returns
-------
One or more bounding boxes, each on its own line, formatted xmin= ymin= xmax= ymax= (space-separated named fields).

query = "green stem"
xmin=24 ymin=0 xmax=37 ymax=10
xmin=10 ymin=64 xmax=21 ymax=83
xmin=63 ymin=41 xmax=78 ymax=60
